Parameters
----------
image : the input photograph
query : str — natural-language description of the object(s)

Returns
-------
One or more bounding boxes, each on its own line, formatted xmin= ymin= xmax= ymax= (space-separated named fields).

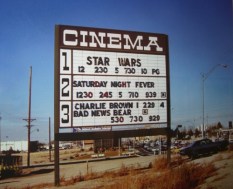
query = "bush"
xmin=153 ymin=155 xmax=168 ymax=170
xmin=228 ymin=144 xmax=233 ymax=151
xmin=100 ymin=157 xmax=216 ymax=189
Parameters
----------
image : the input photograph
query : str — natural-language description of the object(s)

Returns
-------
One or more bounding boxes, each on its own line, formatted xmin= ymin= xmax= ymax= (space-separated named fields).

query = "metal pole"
xmin=201 ymin=64 xmax=228 ymax=139
xmin=49 ymin=117 xmax=51 ymax=162
xmin=54 ymin=140 xmax=60 ymax=185
xmin=118 ymin=138 xmax=121 ymax=156
xmin=202 ymin=74 xmax=205 ymax=138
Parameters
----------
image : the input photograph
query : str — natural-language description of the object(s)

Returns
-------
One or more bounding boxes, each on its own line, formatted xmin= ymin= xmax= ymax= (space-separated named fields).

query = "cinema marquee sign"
xmin=55 ymin=25 xmax=170 ymax=128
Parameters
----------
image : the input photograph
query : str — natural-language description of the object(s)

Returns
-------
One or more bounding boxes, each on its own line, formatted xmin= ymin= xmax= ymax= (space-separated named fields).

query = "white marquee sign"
xmin=55 ymin=25 xmax=169 ymax=128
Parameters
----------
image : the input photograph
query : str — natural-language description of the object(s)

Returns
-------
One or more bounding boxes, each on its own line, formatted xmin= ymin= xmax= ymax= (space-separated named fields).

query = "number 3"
xmin=61 ymin=104 xmax=69 ymax=124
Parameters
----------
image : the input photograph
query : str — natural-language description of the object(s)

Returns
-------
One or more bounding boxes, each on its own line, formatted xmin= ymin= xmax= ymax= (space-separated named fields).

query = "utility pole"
xmin=23 ymin=66 xmax=36 ymax=167
xmin=0 ymin=113 xmax=2 ymax=153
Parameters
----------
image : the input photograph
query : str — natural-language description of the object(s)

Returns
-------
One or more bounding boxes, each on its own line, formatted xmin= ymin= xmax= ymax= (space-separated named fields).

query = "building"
xmin=0 ymin=141 xmax=28 ymax=152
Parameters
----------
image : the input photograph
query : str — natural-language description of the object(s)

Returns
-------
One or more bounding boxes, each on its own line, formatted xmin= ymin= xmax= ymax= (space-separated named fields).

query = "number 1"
xmin=62 ymin=52 xmax=69 ymax=71
xmin=60 ymin=49 xmax=71 ymax=74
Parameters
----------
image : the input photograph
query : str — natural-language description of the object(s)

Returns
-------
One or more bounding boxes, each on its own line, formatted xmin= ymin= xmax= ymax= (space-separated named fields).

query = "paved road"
xmin=0 ymin=155 xmax=156 ymax=188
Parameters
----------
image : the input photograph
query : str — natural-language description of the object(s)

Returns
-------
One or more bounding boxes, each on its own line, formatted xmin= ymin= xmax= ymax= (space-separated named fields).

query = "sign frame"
xmin=55 ymin=25 xmax=170 ymax=129
xmin=54 ymin=25 xmax=171 ymax=186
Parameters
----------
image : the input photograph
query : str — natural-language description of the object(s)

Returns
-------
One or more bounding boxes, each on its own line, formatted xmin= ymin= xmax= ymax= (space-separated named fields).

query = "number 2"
xmin=61 ymin=78 xmax=70 ymax=97
xmin=60 ymin=76 xmax=71 ymax=100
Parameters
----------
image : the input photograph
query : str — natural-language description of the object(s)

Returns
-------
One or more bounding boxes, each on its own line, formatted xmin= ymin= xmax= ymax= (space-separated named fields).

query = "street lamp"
xmin=201 ymin=64 xmax=228 ymax=138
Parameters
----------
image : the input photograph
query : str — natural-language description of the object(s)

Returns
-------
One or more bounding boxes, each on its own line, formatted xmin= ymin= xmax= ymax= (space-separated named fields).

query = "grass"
xmin=7 ymin=151 xmax=233 ymax=189
xmin=55 ymin=155 xmax=218 ymax=189
xmin=100 ymin=156 xmax=217 ymax=189
xmin=228 ymin=143 xmax=233 ymax=151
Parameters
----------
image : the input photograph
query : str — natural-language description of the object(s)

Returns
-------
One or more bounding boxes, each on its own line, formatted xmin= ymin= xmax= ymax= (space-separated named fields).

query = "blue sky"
xmin=0 ymin=0 xmax=232 ymax=142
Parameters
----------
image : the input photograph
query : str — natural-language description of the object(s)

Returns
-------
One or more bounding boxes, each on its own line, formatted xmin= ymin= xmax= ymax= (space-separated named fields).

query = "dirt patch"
xmin=198 ymin=151 xmax=233 ymax=189
xmin=23 ymin=168 xmax=54 ymax=176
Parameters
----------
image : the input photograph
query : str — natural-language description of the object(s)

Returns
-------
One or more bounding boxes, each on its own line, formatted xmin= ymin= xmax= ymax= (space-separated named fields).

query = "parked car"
xmin=180 ymin=138 xmax=228 ymax=159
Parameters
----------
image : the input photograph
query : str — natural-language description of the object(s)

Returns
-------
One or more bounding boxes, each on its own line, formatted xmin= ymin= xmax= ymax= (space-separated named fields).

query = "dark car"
xmin=180 ymin=138 xmax=228 ymax=159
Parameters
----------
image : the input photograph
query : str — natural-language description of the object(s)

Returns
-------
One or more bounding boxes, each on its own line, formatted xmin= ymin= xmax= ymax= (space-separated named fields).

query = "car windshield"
xmin=186 ymin=141 xmax=198 ymax=147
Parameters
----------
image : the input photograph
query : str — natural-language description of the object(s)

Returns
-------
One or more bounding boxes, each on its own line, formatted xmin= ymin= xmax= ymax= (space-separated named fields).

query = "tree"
xmin=194 ymin=128 xmax=201 ymax=138
xmin=217 ymin=122 xmax=223 ymax=129
xmin=187 ymin=129 xmax=194 ymax=137
xmin=206 ymin=122 xmax=223 ymax=138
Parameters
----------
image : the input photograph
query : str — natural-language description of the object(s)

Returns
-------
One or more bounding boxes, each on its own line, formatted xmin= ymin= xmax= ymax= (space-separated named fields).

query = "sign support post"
xmin=54 ymin=26 xmax=60 ymax=186
xmin=165 ymin=37 xmax=171 ymax=165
